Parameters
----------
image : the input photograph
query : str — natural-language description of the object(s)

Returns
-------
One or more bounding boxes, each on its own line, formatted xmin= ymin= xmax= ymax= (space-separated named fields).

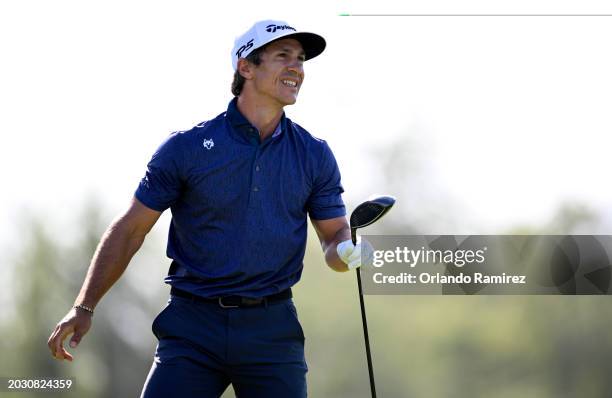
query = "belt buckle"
xmin=218 ymin=297 xmax=239 ymax=309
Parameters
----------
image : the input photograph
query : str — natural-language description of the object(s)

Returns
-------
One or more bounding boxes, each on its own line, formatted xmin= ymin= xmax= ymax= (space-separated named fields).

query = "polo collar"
xmin=225 ymin=97 xmax=286 ymax=141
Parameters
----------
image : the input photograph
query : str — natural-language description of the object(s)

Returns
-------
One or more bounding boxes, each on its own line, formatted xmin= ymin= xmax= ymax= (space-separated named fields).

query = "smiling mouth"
xmin=281 ymin=79 xmax=298 ymax=88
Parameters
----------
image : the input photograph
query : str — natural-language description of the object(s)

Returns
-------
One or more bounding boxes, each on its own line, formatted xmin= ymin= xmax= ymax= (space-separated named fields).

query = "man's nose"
xmin=287 ymin=59 xmax=303 ymax=75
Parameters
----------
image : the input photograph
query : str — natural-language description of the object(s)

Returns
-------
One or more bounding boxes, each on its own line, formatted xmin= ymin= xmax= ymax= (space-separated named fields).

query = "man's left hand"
xmin=336 ymin=237 xmax=374 ymax=270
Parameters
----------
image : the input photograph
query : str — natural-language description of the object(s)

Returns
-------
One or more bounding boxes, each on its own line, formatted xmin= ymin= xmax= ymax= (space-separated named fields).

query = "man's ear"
xmin=237 ymin=58 xmax=255 ymax=80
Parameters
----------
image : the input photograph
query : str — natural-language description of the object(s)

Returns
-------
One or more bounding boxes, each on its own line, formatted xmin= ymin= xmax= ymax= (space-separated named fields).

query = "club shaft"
xmin=357 ymin=267 xmax=377 ymax=398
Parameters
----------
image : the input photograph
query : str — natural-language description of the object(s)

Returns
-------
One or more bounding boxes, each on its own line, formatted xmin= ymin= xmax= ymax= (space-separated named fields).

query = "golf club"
xmin=349 ymin=195 xmax=396 ymax=398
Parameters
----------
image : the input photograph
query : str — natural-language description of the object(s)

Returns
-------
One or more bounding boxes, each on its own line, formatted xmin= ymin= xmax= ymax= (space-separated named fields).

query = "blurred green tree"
xmin=1 ymin=201 xmax=168 ymax=398
xmin=2 ymin=178 xmax=612 ymax=397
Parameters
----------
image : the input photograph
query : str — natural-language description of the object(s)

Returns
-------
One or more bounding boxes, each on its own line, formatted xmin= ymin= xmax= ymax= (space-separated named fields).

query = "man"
xmin=47 ymin=20 xmax=368 ymax=397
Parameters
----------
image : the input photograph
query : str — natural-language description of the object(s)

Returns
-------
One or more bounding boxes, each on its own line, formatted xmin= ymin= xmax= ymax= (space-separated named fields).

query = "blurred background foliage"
xmin=1 ymin=138 xmax=611 ymax=398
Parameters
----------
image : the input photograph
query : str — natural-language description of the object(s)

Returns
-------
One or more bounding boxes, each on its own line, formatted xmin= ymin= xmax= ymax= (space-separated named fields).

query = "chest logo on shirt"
xmin=202 ymin=138 xmax=215 ymax=150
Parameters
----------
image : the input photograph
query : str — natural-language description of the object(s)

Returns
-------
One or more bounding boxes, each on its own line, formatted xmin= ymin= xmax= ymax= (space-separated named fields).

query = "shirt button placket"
xmin=249 ymin=147 xmax=262 ymax=208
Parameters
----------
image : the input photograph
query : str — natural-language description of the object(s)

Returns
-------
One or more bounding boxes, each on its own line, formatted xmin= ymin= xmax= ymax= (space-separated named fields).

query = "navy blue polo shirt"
xmin=135 ymin=98 xmax=346 ymax=298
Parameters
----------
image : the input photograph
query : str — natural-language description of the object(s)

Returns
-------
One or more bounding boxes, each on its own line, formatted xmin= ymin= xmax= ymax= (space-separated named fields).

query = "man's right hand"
xmin=47 ymin=307 xmax=92 ymax=362
xmin=46 ymin=197 xmax=161 ymax=362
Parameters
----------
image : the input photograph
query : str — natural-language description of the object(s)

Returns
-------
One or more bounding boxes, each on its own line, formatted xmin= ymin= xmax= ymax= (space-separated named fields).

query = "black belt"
xmin=170 ymin=287 xmax=292 ymax=308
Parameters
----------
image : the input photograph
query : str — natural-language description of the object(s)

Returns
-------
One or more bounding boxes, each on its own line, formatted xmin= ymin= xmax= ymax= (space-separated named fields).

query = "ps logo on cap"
xmin=235 ymin=39 xmax=254 ymax=59
xmin=231 ymin=20 xmax=327 ymax=70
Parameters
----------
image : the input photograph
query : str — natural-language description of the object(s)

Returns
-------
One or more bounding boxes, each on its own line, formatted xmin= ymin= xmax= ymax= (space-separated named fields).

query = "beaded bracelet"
xmin=74 ymin=304 xmax=94 ymax=315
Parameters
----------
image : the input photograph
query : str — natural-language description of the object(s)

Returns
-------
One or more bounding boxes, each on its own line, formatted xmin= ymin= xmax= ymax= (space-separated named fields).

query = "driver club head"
xmin=350 ymin=195 xmax=396 ymax=244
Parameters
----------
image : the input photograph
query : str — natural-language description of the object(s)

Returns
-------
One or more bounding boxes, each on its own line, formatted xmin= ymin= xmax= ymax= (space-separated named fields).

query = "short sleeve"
xmin=307 ymin=141 xmax=346 ymax=220
xmin=134 ymin=132 xmax=184 ymax=212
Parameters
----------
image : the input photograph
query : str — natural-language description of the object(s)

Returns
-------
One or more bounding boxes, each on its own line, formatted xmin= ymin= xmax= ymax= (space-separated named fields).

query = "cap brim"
xmin=274 ymin=32 xmax=326 ymax=61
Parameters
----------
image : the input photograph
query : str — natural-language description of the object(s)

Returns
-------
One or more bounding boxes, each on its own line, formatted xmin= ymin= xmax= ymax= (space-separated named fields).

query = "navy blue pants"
xmin=140 ymin=294 xmax=308 ymax=398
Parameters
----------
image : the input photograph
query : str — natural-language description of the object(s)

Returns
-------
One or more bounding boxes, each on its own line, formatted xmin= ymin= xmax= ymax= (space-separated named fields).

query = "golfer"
xmin=47 ymin=20 xmax=367 ymax=397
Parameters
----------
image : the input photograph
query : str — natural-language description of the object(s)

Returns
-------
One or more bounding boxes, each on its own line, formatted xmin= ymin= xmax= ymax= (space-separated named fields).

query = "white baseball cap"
xmin=231 ymin=20 xmax=326 ymax=70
